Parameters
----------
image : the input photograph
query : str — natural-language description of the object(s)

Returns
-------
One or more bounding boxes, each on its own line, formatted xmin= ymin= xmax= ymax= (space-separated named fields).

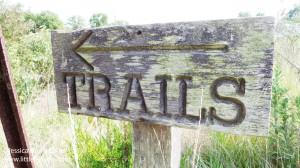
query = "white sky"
xmin=9 ymin=0 xmax=300 ymax=25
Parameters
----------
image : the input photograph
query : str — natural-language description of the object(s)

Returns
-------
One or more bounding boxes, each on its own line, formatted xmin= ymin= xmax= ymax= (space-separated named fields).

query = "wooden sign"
xmin=51 ymin=17 xmax=274 ymax=136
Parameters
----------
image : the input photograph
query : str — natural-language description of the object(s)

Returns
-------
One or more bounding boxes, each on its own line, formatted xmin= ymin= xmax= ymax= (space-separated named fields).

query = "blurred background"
xmin=0 ymin=0 xmax=299 ymax=167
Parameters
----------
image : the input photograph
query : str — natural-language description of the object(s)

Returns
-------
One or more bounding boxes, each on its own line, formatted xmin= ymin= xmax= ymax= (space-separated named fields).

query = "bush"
xmin=7 ymin=30 xmax=53 ymax=103
xmin=0 ymin=1 xmax=32 ymax=41
xmin=268 ymin=69 xmax=300 ymax=167
xmin=67 ymin=118 xmax=133 ymax=168
xmin=0 ymin=1 xmax=62 ymax=103
xmin=25 ymin=11 xmax=64 ymax=33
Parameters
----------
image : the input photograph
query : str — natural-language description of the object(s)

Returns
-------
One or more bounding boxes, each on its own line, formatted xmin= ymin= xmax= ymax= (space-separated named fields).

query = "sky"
xmin=8 ymin=0 xmax=300 ymax=25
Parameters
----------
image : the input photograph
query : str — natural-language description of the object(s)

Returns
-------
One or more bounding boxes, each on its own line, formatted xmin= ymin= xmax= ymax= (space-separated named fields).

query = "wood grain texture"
xmin=51 ymin=17 xmax=274 ymax=136
xmin=133 ymin=123 xmax=181 ymax=168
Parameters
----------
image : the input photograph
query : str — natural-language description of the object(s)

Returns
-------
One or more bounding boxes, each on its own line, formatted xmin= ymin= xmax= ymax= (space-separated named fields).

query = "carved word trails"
xmin=63 ymin=71 xmax=246 ymax=126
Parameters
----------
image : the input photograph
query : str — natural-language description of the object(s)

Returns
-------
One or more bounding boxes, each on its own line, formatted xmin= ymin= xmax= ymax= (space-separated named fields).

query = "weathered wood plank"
xmin=51 ymin=17 xmax=274 ymax=136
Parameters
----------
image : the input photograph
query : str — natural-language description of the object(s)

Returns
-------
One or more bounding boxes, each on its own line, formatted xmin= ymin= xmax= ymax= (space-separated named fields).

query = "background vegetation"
xmin=0 ymin=1 xmax=130 ymax=167
xmin=0 ymin=0 xmax=299 ymax=167
xmin=67 ymin=118 xmax=132 ymax=168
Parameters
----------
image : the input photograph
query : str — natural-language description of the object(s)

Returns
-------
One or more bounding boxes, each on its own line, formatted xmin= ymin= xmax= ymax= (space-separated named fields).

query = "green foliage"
xmin=181 ymin=131 xmax=268 ymax=168
xmin=268 ymin=69 xmax=300 ymax=167
xmin=0 ymin=1 xmax=55 ymax=103
xmin=66 ymin=16 xmax=86 ymax=30
xmin=7 ymin=30 xmax=53 ymax=103
xmin=181 ymin=134 xmax=268 ymax=168
xmin=25 ymin=11 xmax=63 ymax=32
xmin=0 ymin=1 xmax=32 ymax=41
xmin=67 ymin=118 xmax=133 ymax=168
xmin=238 ymin=12 xmax=251 ymax=17
xmin=181 ymin=68 xmax=300 ymax=168
xmin=287 ymin=5 xmax=300 ymax=22
xmin=89 ymin=13 xmax=108 ymax=28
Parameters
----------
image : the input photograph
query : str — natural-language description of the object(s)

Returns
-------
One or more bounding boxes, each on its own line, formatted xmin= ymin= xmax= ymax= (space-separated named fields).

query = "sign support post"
xmin=133 ymin=123 xmax=181 ymax=168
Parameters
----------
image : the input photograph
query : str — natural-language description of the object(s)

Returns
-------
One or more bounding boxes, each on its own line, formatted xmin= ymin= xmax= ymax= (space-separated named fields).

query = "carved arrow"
xmin=71 ymin=29 xmax=229 ymax=71
xmin=72 ymin=30 xmax=94 ymax=70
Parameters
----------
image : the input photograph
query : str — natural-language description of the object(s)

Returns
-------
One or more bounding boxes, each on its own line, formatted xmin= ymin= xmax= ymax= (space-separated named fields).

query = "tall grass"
xmin=182 ymin=134 xmax=269 ymax=168
xmin=67 ymin=118 xmax=133 ymax=168
xmin=268 ymin=69 xmax=300 ymax=167
xmin=181 ymin=69 xmax=300 ymax=168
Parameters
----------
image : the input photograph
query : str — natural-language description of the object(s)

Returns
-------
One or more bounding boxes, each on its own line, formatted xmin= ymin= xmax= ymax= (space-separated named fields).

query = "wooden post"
xmin=0 ymin=31 xmax=34 ymax=167
xmin=133 ymin=122 xmax=181 ymax=168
